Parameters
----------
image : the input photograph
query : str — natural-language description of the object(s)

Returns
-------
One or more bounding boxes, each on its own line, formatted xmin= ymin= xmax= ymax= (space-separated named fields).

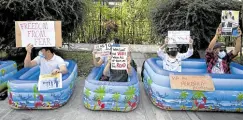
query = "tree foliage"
xmin=81 ymin=0 xmax=152 ymax=44
xmin=0 ymin=0 xmax=87 ymax=57
xmin=150 ymin=0 xmax=242 ymax=50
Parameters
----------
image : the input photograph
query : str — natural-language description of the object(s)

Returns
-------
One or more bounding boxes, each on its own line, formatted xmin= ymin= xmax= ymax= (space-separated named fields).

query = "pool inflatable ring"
xmin=0 ymin=61 xmax=17 ymax=92
xmin=8 ymin=60 xmax=78 ymax=109
xmin=143 ymin=57 xmax=243 ymax=112
xmin=83 ymin=65 xmax=140 ymax=112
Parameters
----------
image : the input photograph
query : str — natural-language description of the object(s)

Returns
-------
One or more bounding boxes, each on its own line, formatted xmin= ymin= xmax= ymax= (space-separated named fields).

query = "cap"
xmin=167 ymin=44 xmax=178 ymax=48
xmin=213 ymin=42 xmax=225 ymax=49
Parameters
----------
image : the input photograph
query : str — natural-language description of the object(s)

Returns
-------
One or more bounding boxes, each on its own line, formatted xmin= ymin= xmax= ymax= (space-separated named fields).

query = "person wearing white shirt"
xmin=157 ymin=37 xmax=194 ymax=72
xmin=24 ymin=43 xmax=68 ymax=75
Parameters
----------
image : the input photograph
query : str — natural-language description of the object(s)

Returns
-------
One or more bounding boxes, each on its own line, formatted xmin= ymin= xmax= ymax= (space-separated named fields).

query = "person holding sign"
xmin=103 ymin=40 xmax=133 ymax=82
xmin=157 ymin=37 xmax=194 ymax=72
xmin=221 ymin=10 xmax=239 ymax=36
xmin=93 ymin=38 xmax=121 ymax=81
xmin=24 ymin=44 xmax=68 ymax=75
xmin=92 ymin=38 xmax=120 ymax=67
xmin=103 ymin=55 xmax=132 ymax=82
xmin=206 ymin=24 xmax=242 ymax=74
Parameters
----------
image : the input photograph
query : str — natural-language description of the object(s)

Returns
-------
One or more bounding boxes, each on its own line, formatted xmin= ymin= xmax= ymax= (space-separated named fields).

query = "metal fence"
xmin=77 ymin=0 xmax=155 ymax=44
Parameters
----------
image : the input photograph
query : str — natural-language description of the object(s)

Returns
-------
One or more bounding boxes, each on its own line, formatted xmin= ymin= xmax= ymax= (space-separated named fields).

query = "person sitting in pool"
xmin=205 ymin=24 xmax=242 ymax=74
xmin=93 ymin=38 xmax=121 ymax=81
xmin=157 ymin=37 xmax=194 ymax=72
xmin=24 ymin=43 xmax=68 ymax=75
xmin=103 ymin=55 xmax=133 ymax=82
xmin=92 ymin=38 xmax=120 ymax=67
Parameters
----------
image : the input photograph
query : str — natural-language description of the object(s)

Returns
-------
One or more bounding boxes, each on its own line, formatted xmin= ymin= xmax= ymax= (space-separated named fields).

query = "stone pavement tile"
xmin=195 ymin=112 xmax=243 ymax=120
xmin=166 ymin=111 xmax=192 ymax=120
xmin=186 ymin=112 xmax=200 ymax=120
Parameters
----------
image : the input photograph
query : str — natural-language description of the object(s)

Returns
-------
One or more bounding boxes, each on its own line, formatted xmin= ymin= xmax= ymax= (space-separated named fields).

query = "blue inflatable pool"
xmin=83 ymin=65 xmax=140 ymax=112
xmin=0 ymin=61 xmax=17 ymax=92
xmin=8 ymin=60 xmax=78 ymax=109
xmin=143 ymin=57 xmax=243 ymax=112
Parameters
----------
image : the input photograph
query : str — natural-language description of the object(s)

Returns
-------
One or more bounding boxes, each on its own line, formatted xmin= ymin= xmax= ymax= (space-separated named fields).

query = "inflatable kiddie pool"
xmin=143 ymin=57 xmax=243 ymax=112
xmin=7 ymin=60 xmax=77 ymax=109
xmin=83 ymin=65 xmax=140 ymax=112
xmin=0 ymin=61 xmax=17 ymax=92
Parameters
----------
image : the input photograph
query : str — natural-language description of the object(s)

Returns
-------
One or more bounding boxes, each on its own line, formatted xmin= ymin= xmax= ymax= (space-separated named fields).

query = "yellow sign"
xmin=38 ymin=73 xmax=62 ymax=91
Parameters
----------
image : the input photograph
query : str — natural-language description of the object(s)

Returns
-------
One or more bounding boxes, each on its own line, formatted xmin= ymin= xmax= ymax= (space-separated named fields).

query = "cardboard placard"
xmin=168 ymin=31 xmax=190 ymax=44
xmin=15 ymin=21 xmax=62 ymax=47
xmin=111 ymin=47 xmax=128 ymax=70
xmin=94 ymin=43 xmax=113 ymax=58
xmin=221 ymin=10 xmax=239 ymax=37
xmin=38 ymin=73 xmax=62 ymax=91
xmin=170 ymin=75 xmax=215 ymax=91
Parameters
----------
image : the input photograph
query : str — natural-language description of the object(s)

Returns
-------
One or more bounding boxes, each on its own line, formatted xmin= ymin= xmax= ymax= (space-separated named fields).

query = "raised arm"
xmin=208 ymin=24 xmax=222 ymax=50
xmin=103 ymin=56 xmax=111 ymax=76
xmin=180 ymin=38 xmax=194 ymax=60
xmin=92 ymin=53 xmax=104 ymax=67
xmin=232 ymin=27 xmax=242 ymax=56
xmin=24 ymin=44 xmax=37 ymax=68
xmin=157 ymin=37 xmax=168 ymax=59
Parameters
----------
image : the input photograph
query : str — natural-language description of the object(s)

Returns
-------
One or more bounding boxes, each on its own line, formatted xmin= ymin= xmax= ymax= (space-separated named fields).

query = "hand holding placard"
xmin=25 ymin=43 xmax=33 ymax=54
xmin=221 ymin=10 xmax=239 ymax=36
xmin=15 ymin=21 xmax=62 ymax=47
xmin=168 ymin=31 xmax=190 ymax=44
xmin=94 ymin=43 xmax=112 ymax=58
xmin=111 ymin=47 xmax=128 ymax=70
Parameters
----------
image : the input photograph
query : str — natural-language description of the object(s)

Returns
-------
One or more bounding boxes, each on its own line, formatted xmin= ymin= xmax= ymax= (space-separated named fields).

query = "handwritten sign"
xmin=94 ymin=43 xmax=112 ymax=58
xmin=38 ymin=73 xmax=62 ymax=91
xmin=221 ymin=10 xmax=239 ymax=36
xmin=168 ymin=31 xmax=190 ymax=44
xmin=15 ymin=21 xmax=62 ymax=47
xmin=111 ymin=47 xmax=128 ymax=70
xmin=169 ymin=75 xmax=215 ymax=91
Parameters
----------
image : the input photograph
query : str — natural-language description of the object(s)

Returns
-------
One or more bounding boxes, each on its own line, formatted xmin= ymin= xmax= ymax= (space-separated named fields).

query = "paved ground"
xmin=0 ymin=52 xmax=243 ymax=120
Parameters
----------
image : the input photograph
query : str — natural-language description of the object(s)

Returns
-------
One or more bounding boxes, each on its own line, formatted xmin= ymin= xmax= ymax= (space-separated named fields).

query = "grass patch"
xmin=60 ymin=50 xmax=93 ymax=77
xmin=0 ymin=51 xmax=8 ymax=58
xmin=145 ymin=53 xmax=157 ymax=59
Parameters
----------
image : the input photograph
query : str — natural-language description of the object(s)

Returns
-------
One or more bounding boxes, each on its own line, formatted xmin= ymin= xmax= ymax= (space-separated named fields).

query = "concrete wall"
xmin=60 ymin=43 xmax=243 ymax=58
xmin=61 ymin=43 xmax=160 ymax=53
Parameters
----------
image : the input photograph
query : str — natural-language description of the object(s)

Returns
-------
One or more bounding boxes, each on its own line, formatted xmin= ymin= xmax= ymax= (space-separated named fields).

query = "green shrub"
xmin=150 ymin=0 xmax=241 ymax=50
xmin=0 ymin=0 xmax=87 ymax=58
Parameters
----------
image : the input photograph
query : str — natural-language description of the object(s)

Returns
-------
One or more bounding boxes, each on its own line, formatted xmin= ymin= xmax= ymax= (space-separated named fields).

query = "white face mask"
xmin=218 ymin=51 xmax=226 ymax=59
xmin=38 ymin=51 xmax=45 ymax=58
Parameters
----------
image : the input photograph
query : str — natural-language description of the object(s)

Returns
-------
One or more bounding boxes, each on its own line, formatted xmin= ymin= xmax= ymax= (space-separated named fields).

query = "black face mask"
xmin=167 ymin=51 xmax=178 ymax=57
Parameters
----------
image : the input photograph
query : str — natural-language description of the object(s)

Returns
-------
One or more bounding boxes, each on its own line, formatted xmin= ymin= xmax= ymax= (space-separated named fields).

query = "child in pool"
xmin=157 ymin=37 xmax=194 ymax=72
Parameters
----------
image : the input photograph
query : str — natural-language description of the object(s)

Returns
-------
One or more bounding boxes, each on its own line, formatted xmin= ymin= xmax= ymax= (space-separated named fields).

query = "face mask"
xmin=38 ymin=51 xmax=45 ymax=58
xmin=167 ymin=51 xmax=178 ymax=57
xmin=218 ymin=51 xmax=226 ymax=59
